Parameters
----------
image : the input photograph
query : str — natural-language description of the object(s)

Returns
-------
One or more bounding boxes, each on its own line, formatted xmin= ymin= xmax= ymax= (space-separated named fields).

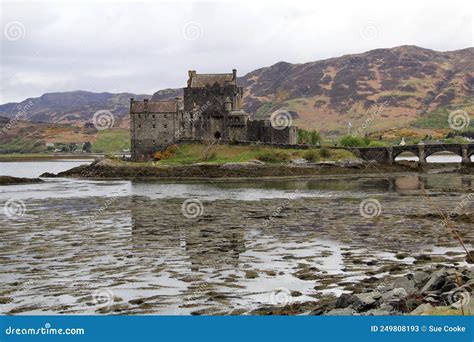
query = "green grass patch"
xmin=152 ymin=143 xmax=356 ymax=165
xmin=92 ymin=128 xmax=130 ymax=154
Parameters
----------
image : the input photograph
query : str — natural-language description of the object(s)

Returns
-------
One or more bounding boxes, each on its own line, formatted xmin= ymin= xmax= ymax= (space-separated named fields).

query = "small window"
xmin=164 ymin=114 xmax=167 ymax=119
xmin=152 ymin=124 xmax=156 ymax=128
xmin=152 ymin=114 xmax=155 ymax=119
xmin=152 ymin=140 xmax=156 ymax=144
xmin=164 ymin=124 xmax=167 ymax=129
xmin=138 ymin=124 xmax=141 ymax=128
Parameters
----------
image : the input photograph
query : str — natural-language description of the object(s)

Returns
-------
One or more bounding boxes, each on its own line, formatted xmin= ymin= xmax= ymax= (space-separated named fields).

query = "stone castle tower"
xmin=130 ymin=69 xmax=298 ymax=160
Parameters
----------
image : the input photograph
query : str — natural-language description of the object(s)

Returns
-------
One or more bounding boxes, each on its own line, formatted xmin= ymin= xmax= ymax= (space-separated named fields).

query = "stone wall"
xmin=130 ymin=99 xmax=180 ymax=160
xmin=247 ymin=120 xmax=298 ymax=144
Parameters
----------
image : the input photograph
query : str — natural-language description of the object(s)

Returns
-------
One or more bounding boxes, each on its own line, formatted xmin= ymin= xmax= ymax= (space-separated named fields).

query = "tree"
xmin=82 ymin=141 xmax=92 ymax=153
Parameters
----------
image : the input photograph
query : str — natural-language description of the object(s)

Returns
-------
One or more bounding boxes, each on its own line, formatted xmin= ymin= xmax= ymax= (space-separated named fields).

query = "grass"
xmin=92 ymin=128 xmax=130 ymax=154
xmin=150 ymin=143 xmax=356 ymax=165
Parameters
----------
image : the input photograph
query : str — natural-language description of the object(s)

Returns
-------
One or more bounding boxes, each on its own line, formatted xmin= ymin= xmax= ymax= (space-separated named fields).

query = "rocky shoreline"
xmin=39 ymin=158 xmax=467 ymax=180
xmin=0 ymin=175 xmax=43 ymax=185
xmin=251 ymin=265 xmax=474 ymax=316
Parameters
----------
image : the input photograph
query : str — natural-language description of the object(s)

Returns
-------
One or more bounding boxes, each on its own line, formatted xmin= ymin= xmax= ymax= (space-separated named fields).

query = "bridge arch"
xmin=425 ymin=151 xmax=462 ymax=163
xmin=394 ymin=151 xmax=419 ymax=162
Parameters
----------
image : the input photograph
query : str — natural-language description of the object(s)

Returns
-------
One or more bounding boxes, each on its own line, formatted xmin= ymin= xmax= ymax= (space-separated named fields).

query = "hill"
xmin=0 ymin=45 xmax=472 ymax=142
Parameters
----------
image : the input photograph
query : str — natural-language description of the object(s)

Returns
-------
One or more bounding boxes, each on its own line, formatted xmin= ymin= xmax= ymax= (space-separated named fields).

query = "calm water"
xmin=0 ymin=160 xmax=473 ymax=315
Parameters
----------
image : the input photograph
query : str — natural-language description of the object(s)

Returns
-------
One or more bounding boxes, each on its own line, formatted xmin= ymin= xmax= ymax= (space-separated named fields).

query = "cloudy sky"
xmin=0 ymin=0 xmax=472 ymax=103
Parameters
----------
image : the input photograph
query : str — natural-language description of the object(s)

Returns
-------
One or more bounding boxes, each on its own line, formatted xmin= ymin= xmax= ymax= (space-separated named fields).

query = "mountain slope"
xmin=0 ymin=91 xmax=150 ymax=127
xmin=1 ymin=46 xmax=472 ymax=135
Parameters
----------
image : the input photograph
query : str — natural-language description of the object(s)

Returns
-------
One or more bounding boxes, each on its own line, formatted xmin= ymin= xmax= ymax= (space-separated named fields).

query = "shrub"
xmin=154 ymin=144 xmax=178 ymax=161
xmin=319 ymin=147 xmax=331 ymax=158
xmin=298 ymin=129 xmax=321 ymax=145
xmin=303 ymin=149 xmax=319 ymax=162
xmin=339 ymin=135 xmax=366 ymax=147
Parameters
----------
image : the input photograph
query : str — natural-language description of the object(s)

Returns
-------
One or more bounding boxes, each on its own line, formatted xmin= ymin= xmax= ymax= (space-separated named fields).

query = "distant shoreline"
xmin=38 ymin=158 xmax=471 ymax=180
xmin=0 ymin=154 xmax=101 ymax=162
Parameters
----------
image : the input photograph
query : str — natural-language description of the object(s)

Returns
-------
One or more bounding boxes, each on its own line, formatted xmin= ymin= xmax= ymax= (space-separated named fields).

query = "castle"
xmin=130 ymin=69 xmax=298 ymax=160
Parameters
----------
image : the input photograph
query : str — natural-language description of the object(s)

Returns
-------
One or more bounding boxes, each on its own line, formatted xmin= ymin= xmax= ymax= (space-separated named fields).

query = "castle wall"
xmin=131 ymin=110 xmax=177 ymax=160
xmin=247 ymin=120 xmax=298 ymax=144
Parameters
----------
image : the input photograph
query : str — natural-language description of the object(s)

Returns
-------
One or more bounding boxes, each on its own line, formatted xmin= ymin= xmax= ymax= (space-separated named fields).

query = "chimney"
xmin=188 ymin=70 xmax=196 ymax=87
xmin=232 ymin=69 xmax=237 ymax=80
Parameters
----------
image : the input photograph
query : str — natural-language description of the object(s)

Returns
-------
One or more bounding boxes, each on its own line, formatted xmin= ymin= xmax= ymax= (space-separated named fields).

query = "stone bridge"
xmin=350 ymin=143 xmax=474 ymax=164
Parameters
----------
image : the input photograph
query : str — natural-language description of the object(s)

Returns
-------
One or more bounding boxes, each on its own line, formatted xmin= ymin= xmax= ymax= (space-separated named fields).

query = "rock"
xmin=244 ymin=270 xmax=258 ymax=279
xmin=291 ymin=291 xmax=302 ymax=297
xmin=410 ymin=303 xmax=433 ymax=315
xmin=290 ymin=158 xmax=307 ymax=165
xmin=395 ymin=253 xmax=408 ymax=259
xmin=392 ymin=276 xmax=415 ymax=295
xmin=413 ymin=271 xmax=430 ymax=288
xmin=440 ymin=282 xmax=458 ymax=293
xmin=0 ymin=176 xmax=43 ymax=185
xmin=325 ymin=308 xmax=355 ymax=315
xmin=381 ymin=288 xmax=408 ymax=303
xmin=39 ymin=172 xmax=58 ymax=178
xmin=465 ymin=251 xmax=474 ymax=264
xmin=352 ymin=292 xmax=379 ymax=311
xmin=421 ymin=269 xmax=446 ymax=293
xmin=335 ymin=293 xmax=353 ymax=309
xmin=363 ymin=309 xmax=391 ymax=316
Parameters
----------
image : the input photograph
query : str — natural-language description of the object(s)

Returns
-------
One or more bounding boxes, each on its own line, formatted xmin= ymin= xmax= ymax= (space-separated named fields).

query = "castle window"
xmin=164 ymin=124 xmax=168 ymax=129
xmin=164 ymin=114 xmax=167 ymax=119
xmin=152 ymin=114 xmax=155 ymax=119
xmin=152 ymin=124 xmax=156 ymax=128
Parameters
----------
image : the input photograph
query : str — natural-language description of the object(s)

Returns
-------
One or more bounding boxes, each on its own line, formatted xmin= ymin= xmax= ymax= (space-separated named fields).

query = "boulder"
xmin=352 ymin=292 xmax=379 ymax=311
xmin=410 ymin=303 xmax=433 ymax=315
xmin=324 ymin=308 xmax=355 ymax=316
xmin=421 ymin=269 xmax=447 ymax=292
xmin=392 ymin=276 xmax=415 ymax=295
xmin=335 ymin=293 xmax=353 ymax=309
